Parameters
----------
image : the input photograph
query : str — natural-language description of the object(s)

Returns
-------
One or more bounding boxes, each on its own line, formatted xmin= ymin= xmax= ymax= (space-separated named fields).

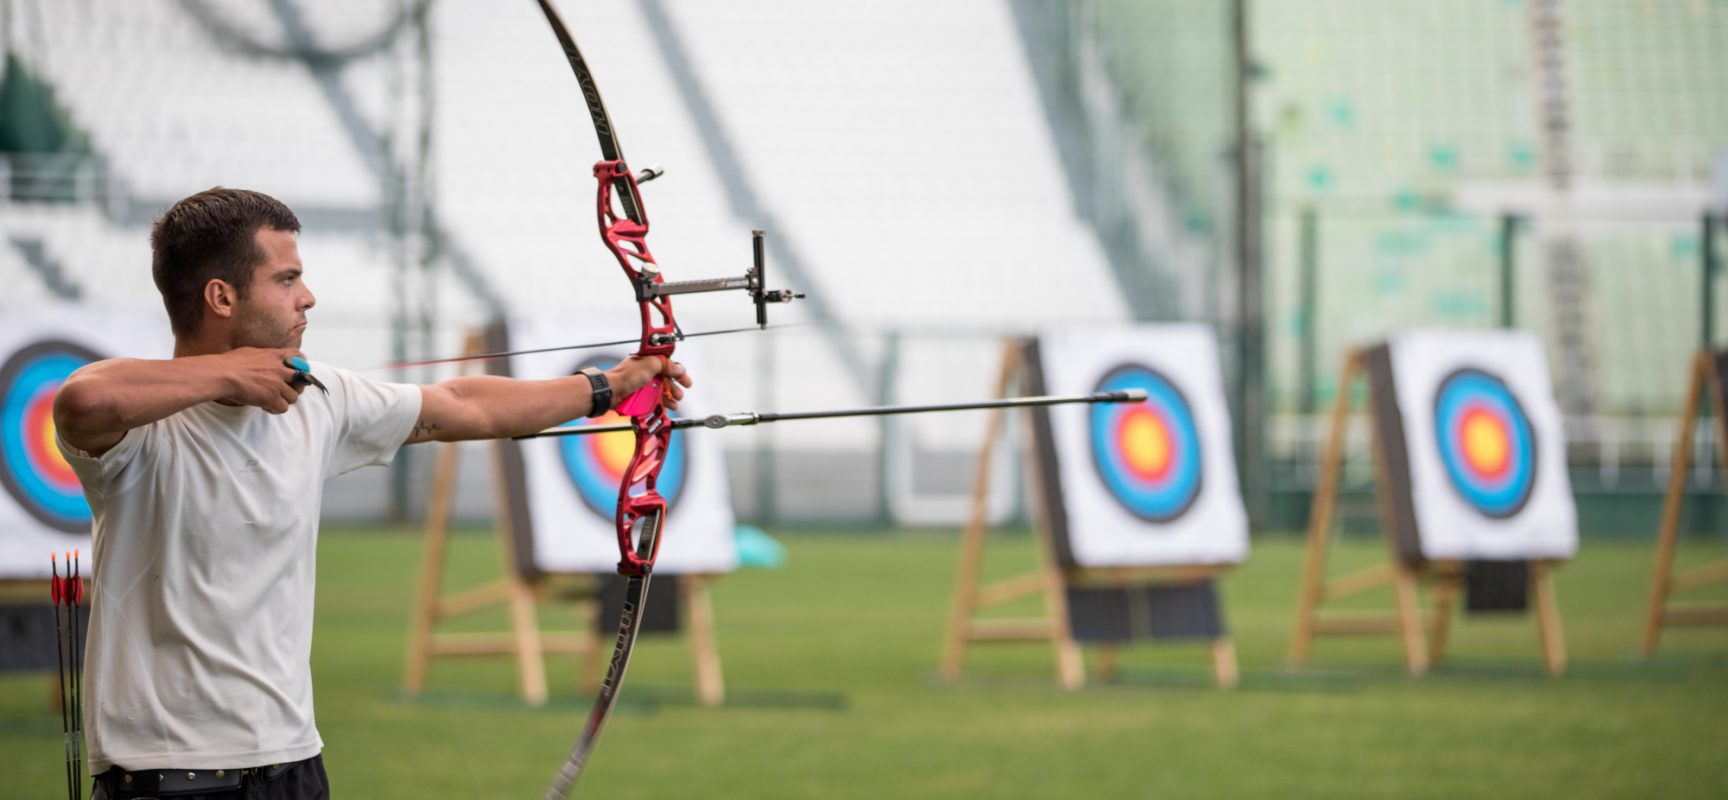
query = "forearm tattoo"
xmin=410 ymin=418 xmax=442 ymax=440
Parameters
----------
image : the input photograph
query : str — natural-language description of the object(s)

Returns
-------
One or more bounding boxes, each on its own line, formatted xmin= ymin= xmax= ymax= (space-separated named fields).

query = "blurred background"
xmin=6 ymin=3 xmax=1728 ymax=798
xmin=1 ymin=0 xmax=1725 ymax=534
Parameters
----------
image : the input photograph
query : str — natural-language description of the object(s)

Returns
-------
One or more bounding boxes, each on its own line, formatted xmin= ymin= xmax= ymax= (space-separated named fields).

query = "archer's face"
xmin=232 ymin=227 xmax=316 ymax=350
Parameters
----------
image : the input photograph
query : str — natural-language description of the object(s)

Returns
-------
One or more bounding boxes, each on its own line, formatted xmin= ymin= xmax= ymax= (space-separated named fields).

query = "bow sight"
xmin=638 ymin=229 xmax=804 ymax=347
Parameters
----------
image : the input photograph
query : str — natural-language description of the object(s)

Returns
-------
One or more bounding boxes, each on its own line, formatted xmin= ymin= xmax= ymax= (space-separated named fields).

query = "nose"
xmin=300 ymin=283 xmax=317 ymax=311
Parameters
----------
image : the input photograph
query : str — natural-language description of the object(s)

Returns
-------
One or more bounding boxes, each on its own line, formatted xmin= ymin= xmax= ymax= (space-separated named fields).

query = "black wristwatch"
xmin=579 ymin=367 xmax=612 ymax=417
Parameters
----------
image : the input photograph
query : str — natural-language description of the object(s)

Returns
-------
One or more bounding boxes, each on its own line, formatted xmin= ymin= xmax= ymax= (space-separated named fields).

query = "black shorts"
xmin=91 ymin=754 xmax=329 ymax=800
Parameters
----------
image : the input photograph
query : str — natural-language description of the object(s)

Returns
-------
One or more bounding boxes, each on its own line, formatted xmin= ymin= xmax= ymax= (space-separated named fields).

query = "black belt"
xmin=97 ymin=759 xmax=299 ymax=797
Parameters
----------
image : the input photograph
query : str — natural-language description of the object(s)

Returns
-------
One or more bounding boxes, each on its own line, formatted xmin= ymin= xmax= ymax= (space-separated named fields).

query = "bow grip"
xmin=615 ymin=380 xmax=661 ymax=417
xmin=614 ymin=356 xmax=676 ymax=417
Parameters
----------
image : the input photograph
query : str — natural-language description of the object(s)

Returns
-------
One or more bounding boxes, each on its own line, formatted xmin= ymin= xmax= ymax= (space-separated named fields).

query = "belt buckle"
xmin=242 ymin=762 xmax=290 ymax=781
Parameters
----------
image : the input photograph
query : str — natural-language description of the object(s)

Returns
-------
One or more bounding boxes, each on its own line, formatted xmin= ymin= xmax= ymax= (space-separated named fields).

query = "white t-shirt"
xmin=58 ymin=362 xmax=422 ymax=772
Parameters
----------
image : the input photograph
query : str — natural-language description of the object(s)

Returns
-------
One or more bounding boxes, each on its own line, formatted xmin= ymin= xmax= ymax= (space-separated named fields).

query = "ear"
xmin=203 ymin=278 xmax=239 ymax=320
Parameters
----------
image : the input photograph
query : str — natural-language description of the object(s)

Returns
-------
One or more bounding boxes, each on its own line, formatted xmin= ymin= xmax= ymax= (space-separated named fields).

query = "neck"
xmin=173 ymin=329 xmax=231 ymax=359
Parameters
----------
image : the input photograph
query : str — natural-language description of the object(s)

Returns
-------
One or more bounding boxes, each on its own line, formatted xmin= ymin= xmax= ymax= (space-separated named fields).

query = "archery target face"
xmin=1090 ymin=365 xmax=1204 ymax=523
xmin=1432 ymin=368 xmax=1536 ymax=518
xmin=1389 ymin=330 xmax=1576 ymax=561
xmin=1 ymin=340 xmax=100 ymax=533
xmin=511 ymin=319 xmax=736 ymax=574
xmin=0 ymin=305 xmax=170 ymax=578
xmin=1040 ymin=324 xmax=1247 ymax=567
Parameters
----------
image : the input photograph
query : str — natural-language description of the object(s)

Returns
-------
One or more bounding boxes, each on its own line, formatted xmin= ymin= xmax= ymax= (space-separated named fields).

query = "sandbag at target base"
xmin=1642 ymin=349 xmax=1728 ymax=657
xmin=1287 ymin=332 xmax=1576 ymax=677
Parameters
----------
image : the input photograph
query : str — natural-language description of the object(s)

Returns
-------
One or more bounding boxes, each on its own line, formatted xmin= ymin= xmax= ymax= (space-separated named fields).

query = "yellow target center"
xmin=42 ymin=418 xmax=71 ymax=471
xmin=591 ymin=415 xmax=636 ymax=474
xmin=1121 ymin=411 xmax=1171 ymax=477
xmin=1461 ymin=412 xmax=1510 ymax=476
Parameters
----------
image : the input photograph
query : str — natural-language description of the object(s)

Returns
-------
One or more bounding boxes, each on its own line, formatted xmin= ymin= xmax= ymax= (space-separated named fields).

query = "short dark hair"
xmin=150 ymin=187 xmax=301 ymax=337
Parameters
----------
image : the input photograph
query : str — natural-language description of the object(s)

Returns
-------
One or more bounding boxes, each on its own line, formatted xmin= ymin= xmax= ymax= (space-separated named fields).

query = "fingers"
xmin=640 ymin=356 xmax=691 ymax=388
xmin=606 ymin=355 xmax=692 ymax=412
xmin=265 ymin=380 xmax=298 ymax=415
xmin=662 ymin=366 xmax=687 ymax=408
xmin=654 ymin=358 xmax=689 ymax=411
xmin=667 ymin=360 xmax=693 ymax=388
xmin=266 ymin=351 xmax=308 ymax=412
xmin=216 ymin=347 xmax=315 ymax=413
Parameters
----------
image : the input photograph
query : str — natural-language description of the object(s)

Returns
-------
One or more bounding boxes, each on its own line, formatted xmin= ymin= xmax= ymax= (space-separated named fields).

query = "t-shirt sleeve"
xmin=56 ymin=422 xmax=151 ymax=493
xmin=318 ymin=363 xmax=423 ymax=479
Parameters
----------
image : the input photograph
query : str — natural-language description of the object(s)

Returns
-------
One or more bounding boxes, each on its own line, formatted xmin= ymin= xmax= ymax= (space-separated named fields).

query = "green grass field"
xmin=4 ymin=528 xmax=1726 ymax=799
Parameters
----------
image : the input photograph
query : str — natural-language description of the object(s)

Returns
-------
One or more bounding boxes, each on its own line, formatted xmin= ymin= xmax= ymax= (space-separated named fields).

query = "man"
xmin=52 ymin=187 xmax=689 ymax=799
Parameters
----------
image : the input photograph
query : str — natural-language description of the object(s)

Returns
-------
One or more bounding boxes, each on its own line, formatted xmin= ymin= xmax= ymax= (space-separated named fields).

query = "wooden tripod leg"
xmin=1390 ymin=561 xmax=1429 ymax=676
xmin=1643 ymin=352 xmax=1706 ymax=657
xmin=684 ymin=575 xmax=726 ymax=707
xmin=504 ymin=575 xmax=547 ymax=705
xmin=1358 ymin=351 xmax=1429 ymax=676
xmin=940 ymin=342 xmax=1019 ymax=682
xmin=1426 ymin=562 xmax=1461 ymax=668
xmin=1019 ymin=392 xmax=1084 ymax=690
xmin=1211 ymin=637 xmax=1239 ymax=690
xmin=1532 ymin=560 xmax=1567 ymax=676
xmin=490 ymin=439 xmax=547 ymax=706
xmin=1289 ymin=351 xmax=1361 ymax=667
xmin=1029 ymin=463 xmax=1083 ymax=689
xmin=404 ymin=439 xmax=461 ymax=697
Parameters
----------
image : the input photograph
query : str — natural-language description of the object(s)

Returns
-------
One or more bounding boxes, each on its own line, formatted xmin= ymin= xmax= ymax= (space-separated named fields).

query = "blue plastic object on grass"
xmin=734 ymin=525 xmax=786 ymax=569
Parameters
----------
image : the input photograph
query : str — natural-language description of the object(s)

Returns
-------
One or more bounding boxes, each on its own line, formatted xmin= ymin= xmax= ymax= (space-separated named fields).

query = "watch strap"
xmin=579 ymin=367 xmax=612 ymax=418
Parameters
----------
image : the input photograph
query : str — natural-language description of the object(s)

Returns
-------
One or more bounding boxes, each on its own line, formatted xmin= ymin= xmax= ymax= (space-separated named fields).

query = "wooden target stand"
xmin=1287 ymin=348 xmax=1567 ymax=677
xmin=402 ymin=330 xmax=725 ymax=707
xmin=939 ymin=340 xmax=1239 ymax=691
xmin=1642 ymin=349 xmax=1728 ymax=656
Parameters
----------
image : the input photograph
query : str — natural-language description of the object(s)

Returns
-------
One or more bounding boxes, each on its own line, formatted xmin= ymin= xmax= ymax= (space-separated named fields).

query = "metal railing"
xmin=0 ymin=153 xmax=127 ymax=214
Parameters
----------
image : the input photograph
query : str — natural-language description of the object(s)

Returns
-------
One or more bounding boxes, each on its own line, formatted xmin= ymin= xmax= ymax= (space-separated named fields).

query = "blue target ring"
xmin=1432 ymin=368 xmax=1536 ymax=519
xmin=557 ymin=356 xmax=687 ymax=520
xmin=1089 ymin=364 xmax=1203 ymax=523
xmin=1 ymin=340 xmax=102 ymax=533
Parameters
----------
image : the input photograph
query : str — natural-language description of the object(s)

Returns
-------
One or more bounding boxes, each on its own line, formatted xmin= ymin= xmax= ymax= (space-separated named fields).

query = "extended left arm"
xmin=406 ymin=357 xmax=688 ymax=444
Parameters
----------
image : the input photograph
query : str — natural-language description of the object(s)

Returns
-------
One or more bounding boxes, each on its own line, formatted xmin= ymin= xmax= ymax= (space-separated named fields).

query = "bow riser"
xmin=593 ymin=158 xmax=676 ymax=577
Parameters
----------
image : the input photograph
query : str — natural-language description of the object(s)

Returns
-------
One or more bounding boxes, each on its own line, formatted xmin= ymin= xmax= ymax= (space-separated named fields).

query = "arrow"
xmin=515 ymin=389 xmax=1148 ymax=439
